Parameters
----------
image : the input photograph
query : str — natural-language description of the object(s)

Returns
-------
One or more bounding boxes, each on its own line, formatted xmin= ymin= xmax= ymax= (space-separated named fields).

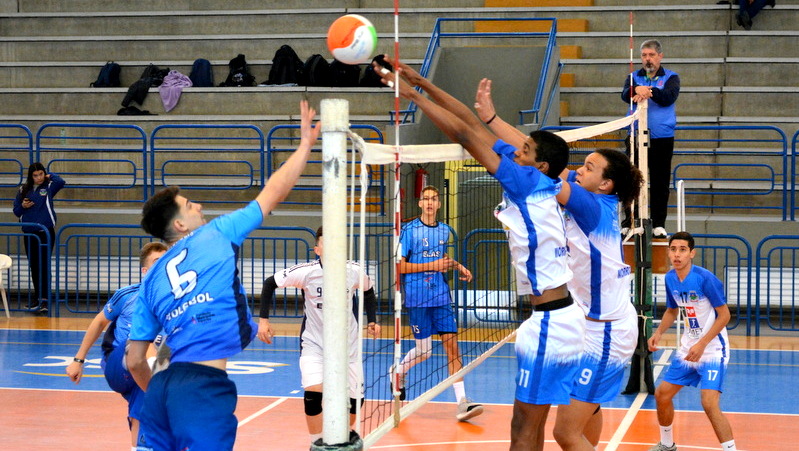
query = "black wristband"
xmin=485 ymin=113 xmax=497 ymax=125
xmin=73 ymin=357 xmax=85 ymax=364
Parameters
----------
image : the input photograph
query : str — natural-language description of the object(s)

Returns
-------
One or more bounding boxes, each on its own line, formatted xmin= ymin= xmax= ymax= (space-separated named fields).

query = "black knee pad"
xmin=304 ymin=391 xmax=323 ymax=416
xmin=348 ymin=397 xmax=363 ymax=414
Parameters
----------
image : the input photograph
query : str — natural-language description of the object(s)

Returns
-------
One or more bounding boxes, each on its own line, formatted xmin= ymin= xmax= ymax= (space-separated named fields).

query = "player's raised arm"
xmin=474 ymin=78 xmax=528 ymax=149
xmin=255 ymin=100 xmax=321 ymax=218
xmin=375 ymin=61 xmax=501 ymax=174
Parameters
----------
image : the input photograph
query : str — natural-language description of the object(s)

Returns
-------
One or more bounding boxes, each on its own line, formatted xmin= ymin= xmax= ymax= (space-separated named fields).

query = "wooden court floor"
xmin=2 ymin=315 xmax=798 ymax=450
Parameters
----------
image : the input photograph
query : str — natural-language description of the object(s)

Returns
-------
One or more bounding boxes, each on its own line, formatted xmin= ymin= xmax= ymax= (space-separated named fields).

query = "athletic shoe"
xmin=455 ymin=398 xmax=484 ymax=422
xmin=648 ymin=443 xmax=677 ymax=451
xmin=653 ymin=227 xmax=668 ymax=239
xmin=389 ymin=364 xmax=406 ymax=401
xmin=36 ymin=302 xmax=48 ymax=315
xmin=736 ymin=10 xmax=752 ymax=30
xmin=766 ymin=0 xmax=776 ymax=8
xmin=25 ymin=300 xmax=40 ymax=311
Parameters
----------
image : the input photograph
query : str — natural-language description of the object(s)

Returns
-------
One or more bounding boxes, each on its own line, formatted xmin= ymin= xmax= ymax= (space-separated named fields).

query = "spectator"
xmin=621 ymin=39 xmax=680 ymax=239
xmin=736 ymin=0 xmax=776 ymax=30
xmin=12 ymin=162 xmax=65 ymax=313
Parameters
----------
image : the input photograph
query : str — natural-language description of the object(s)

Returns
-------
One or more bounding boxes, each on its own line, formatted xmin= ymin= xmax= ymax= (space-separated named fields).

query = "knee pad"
xmin=304 ymin=391 xmax=323 ymax=416
xmin=348 ymin=397 xmax=364 ymax=414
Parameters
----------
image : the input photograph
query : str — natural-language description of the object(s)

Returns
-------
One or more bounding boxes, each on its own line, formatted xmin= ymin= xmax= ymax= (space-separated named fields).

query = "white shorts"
xmin=300 ymin=343 xmax=363 ymax=399
xmin=571 ymin=309 xmax=637 ymax=403
xmin=515 ymin=301 xmax=585 ymax=405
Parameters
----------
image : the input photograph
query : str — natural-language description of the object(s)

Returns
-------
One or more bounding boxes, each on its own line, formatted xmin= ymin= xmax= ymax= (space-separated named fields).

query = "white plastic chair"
xmin=0 ymin=254 xmax=12 ymax=318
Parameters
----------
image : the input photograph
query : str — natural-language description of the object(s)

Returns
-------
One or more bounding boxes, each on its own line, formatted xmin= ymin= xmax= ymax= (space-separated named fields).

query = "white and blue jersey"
xmin=129 ymin=201 xmax=261 ymax=363
xmin=665 ymin=265 xmax=730 ymax=365
xmin=563 ymin=171 xmax=632 ymax=321
xmin=400 ymin=218 xmax=454 ymax=308
xmin=491 ymin=139 xmax=571 ymax=296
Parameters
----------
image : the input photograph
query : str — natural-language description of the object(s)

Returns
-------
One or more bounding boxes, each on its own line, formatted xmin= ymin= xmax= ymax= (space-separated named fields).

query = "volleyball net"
xmin=315 ymin=99 xmax=648 ymax=448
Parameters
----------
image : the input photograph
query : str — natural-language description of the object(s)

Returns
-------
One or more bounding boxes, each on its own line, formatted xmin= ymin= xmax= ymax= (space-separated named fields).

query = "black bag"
xmin=299 ymin=54 xmax=331 ymax=87
xmin=330 ymin=59 xmax=361 ymax=87
xmin=140 ymin=63 xmax=170 ymax=87
xmin=265 ymin=45 xmax=304 ymax=85
xmin=220 ymin=54 xmax=256 ymax=87
xmin=121 ymin=78 xmax=152 ymax=107
xmin=189 ymin=58 xmax=214 ymax=87
xmin=91 ymin=61 xmax=121 ymax=87
xmin=360 ymin=54 xmax=392 ymax=88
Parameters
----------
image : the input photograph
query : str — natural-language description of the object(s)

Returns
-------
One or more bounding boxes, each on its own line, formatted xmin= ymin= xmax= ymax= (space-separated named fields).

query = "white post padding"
xmin=321 ymin=98 xmax=350 ymax=446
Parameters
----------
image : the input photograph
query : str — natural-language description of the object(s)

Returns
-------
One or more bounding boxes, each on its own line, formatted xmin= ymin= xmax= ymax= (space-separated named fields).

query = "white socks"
xmin=453 ymin=381 xmax=466 ymax=403
xmin=659 ymin=424 xmax=674 ymax=447
xmin=721 ymin=439 xmax=737 ymax=450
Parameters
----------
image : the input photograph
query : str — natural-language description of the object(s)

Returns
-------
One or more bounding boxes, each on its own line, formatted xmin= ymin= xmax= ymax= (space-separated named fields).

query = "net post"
xmin=315 ymin=98 xmax=361 ymax=450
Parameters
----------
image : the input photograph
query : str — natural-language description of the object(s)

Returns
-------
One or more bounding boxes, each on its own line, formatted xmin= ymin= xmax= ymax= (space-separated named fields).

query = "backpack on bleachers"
xmin=189 ymin=58 xmax=214 ymax=87
xmin=265 ymin=45 xmax=304 ymax=85
xmin=90 ymin=61 xmax=121 ymax=88
xmin=220 ymin=54 xmax=255 ymax=87
xmin=360 ymin=54 xmax=392 ymax=88
xmin=140 ymin=63 xmax=170 ymax=87
xmin=330 ymin=60 xmax=361 ymax=87
xmin=299 ymin=54 xmax=332 ymax=87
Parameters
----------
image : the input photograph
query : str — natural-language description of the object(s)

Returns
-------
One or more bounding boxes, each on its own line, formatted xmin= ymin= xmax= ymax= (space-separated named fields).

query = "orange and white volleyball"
xmin=326 ymin=14 xmax=377 ymax=65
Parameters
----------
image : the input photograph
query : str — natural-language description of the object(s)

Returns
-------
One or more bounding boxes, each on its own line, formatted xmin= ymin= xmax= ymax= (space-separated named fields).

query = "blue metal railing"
xmin=754 ymin=235 xmax=799 ymax=335
xmin=0 ymin=124 xmax=33 ymax=203
xmin=791 ymin=129 xmax=799 ymax=220
xmin=397 ymin=17 xmax=558 ymax=126
xmin=36 ymin=123 xmax=148 ymax=203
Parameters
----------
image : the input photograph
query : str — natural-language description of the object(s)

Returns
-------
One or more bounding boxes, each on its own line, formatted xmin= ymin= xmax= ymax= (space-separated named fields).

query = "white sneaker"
xmin=648 ymin=442 xmax=677 ymax=451
xmin=455 ymin=398 xmax=484 ymax=422
xmin=653 ymin=227 xmax=668 ymax=238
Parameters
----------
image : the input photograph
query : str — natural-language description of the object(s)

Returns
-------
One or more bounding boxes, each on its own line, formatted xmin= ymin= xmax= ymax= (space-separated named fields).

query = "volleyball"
xmin=326 ymin=14 xmax=377 ymax=65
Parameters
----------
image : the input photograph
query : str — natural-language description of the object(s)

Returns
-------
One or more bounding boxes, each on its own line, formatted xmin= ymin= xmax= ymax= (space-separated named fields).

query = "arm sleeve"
xmin=210 ymin=200 xmax=264 ymax=245
xmin=703 ymin=273 xmax=727 ymax=308
xmin=259 ymin=276 xmax=278 ymax=319
xmin=664 ymin=273 xmax=679 ymax=309
xmin=12 ymin=188 xmax=24 ymax=218
xmin=621 ymin=74 xmax=635 ymax=102
xmin=364 ymin=287 xmax=377 ymax=323
xmin=48 ymin=173 xmax=66 ymax=195
xmin=650 ymin=74 xmax=680 ymax=107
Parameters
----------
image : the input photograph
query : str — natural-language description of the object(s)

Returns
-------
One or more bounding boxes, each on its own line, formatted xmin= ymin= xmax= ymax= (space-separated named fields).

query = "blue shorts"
xmin=663 ymin=357 xmax=727 ymax=392
xmin=103 ymin=344 xmax=145 ymax=420
xmin=515 ymin=301 xmax=585 ymax=405
xmin=407 ymin=305 xmax=457 ymax=339
xmin=571 ymin=312 xmax=637 ymax=404
xmin=137 ymin=362 xmax=238 ymax=451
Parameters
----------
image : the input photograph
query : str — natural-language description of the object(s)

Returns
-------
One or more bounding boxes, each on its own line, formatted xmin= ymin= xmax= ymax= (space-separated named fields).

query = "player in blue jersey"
xmin=392 ymin=185 xmax=482 ymax=421
xmin=376 ymin=58 xmax=584 ymax=451
xmin=647 ymin=231 xmax=736 ymax=451
xmin=126 ymin=100 xmax=320 ymax=451
xmin=66 ymin=242 xmax=167 ymax=450
xmin=257 ymin=226 xmax=380 ymax=445
xmin=474 ymin=78 xmax=645 ymax=450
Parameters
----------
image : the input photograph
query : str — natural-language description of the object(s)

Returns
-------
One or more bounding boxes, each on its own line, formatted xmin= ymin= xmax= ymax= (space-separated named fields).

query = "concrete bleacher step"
xmin=0 ymin=87 xmax=405 ymax=116
xmin=561 ymin=58 xmax=727 ymax=88
xmin=13 ymin=0 xmax=361 ymax=13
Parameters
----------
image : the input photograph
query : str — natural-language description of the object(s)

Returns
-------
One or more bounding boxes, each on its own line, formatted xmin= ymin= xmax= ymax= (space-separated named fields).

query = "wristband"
xmin=485 ymin=113 xmax=497 ymax=125
xmin=73 ymin=357 xmax=85 ymax=364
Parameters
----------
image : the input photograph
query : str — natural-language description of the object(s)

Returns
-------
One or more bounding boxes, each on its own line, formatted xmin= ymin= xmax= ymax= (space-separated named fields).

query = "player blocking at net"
xmin=257 ymin=225 xmax=380 ymax=446
xmin=393 ymin=184 xmax=483 ymax=421
xmin=126 ymin=100 xmax=320 ymax=451
xmin=475 ymin=79 xmax=644 ymax=450
xmin=375 ymin=57 xmax=585 ymax=451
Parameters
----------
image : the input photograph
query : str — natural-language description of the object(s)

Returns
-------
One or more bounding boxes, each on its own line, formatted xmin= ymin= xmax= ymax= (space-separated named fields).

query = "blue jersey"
xmin=101 ymin=284 xmax=140 ymax=351
xmin=491 ymin=139 xmax=571 ymax=296
xmin=665 ymin=264 xmax=729 ymax=362
xmin=563 ymin=171 xmax=632 ymax=320
xmin=400 ymin=217 xmax=453 ymax=308
xmin=129 ymin=201 xmax=261 ymax=363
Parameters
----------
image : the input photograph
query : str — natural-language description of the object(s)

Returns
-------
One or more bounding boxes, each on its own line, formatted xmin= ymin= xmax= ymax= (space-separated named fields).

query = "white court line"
xmin=237 ymin=396 xmax=289 ymax=427
xmin=604 ymin=349 xmax=673 ymax=451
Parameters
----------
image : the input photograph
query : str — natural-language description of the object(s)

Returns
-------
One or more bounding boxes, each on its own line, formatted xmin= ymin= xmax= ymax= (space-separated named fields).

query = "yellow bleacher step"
xmin=475 ymin=19 xmax=588 ymax=33
xmin=485 ymin=0 xmax=594 ymax=6
xmin=560 ymin=101 xmax=569 ymax=117
xmin=347 ymin=197 xmax=382 ymax=213
xmin=560 ymin=73 xmax=575 ymax=87
xmin=560 ymin=45 xmax=582 ymax=59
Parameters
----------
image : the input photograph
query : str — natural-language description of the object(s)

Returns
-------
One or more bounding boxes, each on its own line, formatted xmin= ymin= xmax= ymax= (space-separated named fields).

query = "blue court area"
xmin=2 ymin=328 xmax=797 ymax=417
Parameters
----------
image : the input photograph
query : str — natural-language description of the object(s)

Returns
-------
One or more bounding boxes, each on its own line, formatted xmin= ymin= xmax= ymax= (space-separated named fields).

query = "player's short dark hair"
xmin=139 ymin=241 xmax=168 ymax=267
xmin=141 ymin=186 xmax=181 ymax=242
xmin=315 ymin=225 xmax=323 ymax=242
xmin=595 ymin=148 xmax=643 ymax=208
xmin=669 ymin=231 xmax=694 ymax=249
xmin=529 ymin=130 xmax=569 ymax=179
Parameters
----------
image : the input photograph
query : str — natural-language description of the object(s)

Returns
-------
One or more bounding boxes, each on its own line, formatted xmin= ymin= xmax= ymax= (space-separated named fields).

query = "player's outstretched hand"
xmin=373 ymin=60 xmax=415 ymax=99
xmin=257 ymin=318 xmax=275 ymax=344
xmin=474 ymin=78 xmax=497 ymax=124
xmin=381 ymin=55 xmax=424 ymax=87
xmin=299 ymin=99 xmax=321 ymax=146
